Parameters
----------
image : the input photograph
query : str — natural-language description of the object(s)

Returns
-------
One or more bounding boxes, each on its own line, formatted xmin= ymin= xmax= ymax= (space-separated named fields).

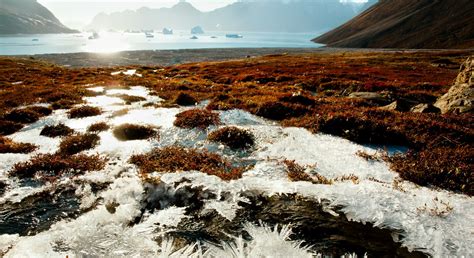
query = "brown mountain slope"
xmin=313 ymin=0 xmax=474 ymax=49
xmin=0 ymin=0 xmax=78 ymax=34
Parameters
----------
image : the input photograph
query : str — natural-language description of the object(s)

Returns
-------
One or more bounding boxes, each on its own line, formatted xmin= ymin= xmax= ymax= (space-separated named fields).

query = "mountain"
xmin=0 ymin=0 xmax=78 ymax=34
xmin=313 ymin=0 xmax=474 ymax=49
xmin=87 ymin=1 xmax=362 ymax=33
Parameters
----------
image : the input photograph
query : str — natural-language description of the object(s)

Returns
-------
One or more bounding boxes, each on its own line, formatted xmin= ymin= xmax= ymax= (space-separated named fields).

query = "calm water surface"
xmin=0 ymin=31 xmax=323 ymax=55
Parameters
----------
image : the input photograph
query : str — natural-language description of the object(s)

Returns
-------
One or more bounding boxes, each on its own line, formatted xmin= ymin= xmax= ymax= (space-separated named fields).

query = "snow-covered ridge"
xmin=0 ymin=86 xmax=472 ymax=257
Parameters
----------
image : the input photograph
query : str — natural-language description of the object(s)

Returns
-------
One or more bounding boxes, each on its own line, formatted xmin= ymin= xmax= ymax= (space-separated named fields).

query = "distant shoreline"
xmin=4 ymin=48 xmax=473 ymax=68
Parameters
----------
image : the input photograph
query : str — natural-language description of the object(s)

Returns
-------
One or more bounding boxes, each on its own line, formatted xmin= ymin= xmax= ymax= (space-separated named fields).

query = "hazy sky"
xmin=38 ymin=0 xmax=367 ymax=29
xmin=38 ymin=0 xmax=235 ymax=28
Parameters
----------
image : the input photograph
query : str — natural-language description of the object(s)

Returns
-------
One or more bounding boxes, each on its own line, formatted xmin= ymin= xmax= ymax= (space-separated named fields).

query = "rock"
xmin=434 ymin=57 xmax=473 ymax=114
xmin=380 ymin=101 xmax=399 ymax=111
xmin=348 ymin=92 xmax=390 ymax=105
xmin=410 ymin=103 xmax=441 ymax=113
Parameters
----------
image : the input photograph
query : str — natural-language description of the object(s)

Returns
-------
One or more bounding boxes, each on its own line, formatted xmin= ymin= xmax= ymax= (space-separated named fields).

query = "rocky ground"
xmin=0 ymin=49 xmax=473 ymax=257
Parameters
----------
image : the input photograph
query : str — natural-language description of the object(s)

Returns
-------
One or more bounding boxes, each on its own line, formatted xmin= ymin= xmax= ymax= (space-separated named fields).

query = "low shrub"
xmin=68 ymin=106 xmax=102 ymax=119
xmin=40 ymin=123 xmax=74 ymax=138
xmin=130 ymin=146 xmax=244 ymax=180
xmin=174 ymin=92 xmax=197 ymax=106
xmin=174 ymin=109 xmax=220 ymax=129
xmin=58 ymin=133 xmax=100 ymax=155
xmin=283 ymin=160 xmax=331 ymax=185
xmin=113 ymin=94 xmax=147 ymax=104
xmin=278 ymin=94 xmax=315 ymax=106
xmin=0 ymin=137 xmax=37 ymax=154
xmin=208 ymin=126 xmax=255 ymax=149
xmin=10 ymin=153 xmax=107 ymax=179
xmin=87 ymin=122 xmax=110 ymax=133
xmin=4 ymin=108 xmax=41 ymax=124
xmin=0 ymin=120 xmax=23 ymax=136
xmin=51 ymin=99 xmax=77 ymax=110
xmin=356 ymin=150 xmax=385 ymax=162
xmin=255 ymin=102 xmax=308 ymax=121
xmin=316 ymin=113 xmax=407 ymax=146
xmin=27 ymin=106 xmax=53 ymax=116
xmin=112 ymin=124 xmax=158 ymax=141
xmin=389 ymin=146 xmax=473 ymax=196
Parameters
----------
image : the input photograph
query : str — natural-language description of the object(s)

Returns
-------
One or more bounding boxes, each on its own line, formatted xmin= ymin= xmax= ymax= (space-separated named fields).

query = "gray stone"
xmin=434 ymin=57 xmax=473 ymax=114
xmin=348 ymin=92 xmax=389 ymax=104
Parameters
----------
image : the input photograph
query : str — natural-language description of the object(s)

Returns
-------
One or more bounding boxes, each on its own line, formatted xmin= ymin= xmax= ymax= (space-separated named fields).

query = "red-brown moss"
xmin=0 ymin=52 xmax=471 ymax=194
xmin=87 ymin=122 xmax=110 ymax=133
xmin=27 ymin=106 xmax=53 ymax=116
xmin=58 ymin=133 xmax=100 ymax=155
xmin=174 ymin=92 xmax=197 ymax=106
xmin=112 ymin=94 xmax=147 ymax=104
xmin=0 ymin=120 xmax=23 ymax=136
xmin=40 ymin=123 xmax=75 ymax=138
xmin=174 ymin=109 xmax=220 ymax=129
xmin=10 ymin=153 xmax=107 ymax=179
xmin=4 ymin=108 xmax=41 ymax=124
xmin=255 ymin=102 xmax=309 ymax=121
xmin=112 ymin=124 xmax=158 ymax=141
xmin=0 ymin=137 xmax=37 ymax=154
xmin=208 ymin=126 xmax=255 ymax=149
xmin=388 ymin=146 xmax=473 ymax=196
xmin=68 ymin=106 xmax=102 ymax=119
xmin=283 ymin=160 xmax=331 ymax=184
xmin=130 ymin=146 xmax=245 ymax=181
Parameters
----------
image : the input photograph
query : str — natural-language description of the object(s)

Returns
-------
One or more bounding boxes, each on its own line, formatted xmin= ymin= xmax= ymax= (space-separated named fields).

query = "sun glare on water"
xmin=82 ymin=32 xmax=130 ymax=53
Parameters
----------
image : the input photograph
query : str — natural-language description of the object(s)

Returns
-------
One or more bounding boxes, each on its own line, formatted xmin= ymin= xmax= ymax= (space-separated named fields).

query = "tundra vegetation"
xmin=130 ymin=146 xmax=246 ymax=180
xmin=112 ymin=124 xmax=158 ymax=141
xmin=0 ymin=51 xmax=472 ymax=194
xmin=208 ymin=126 xmax=255 ymax=149
xmin=40 ymin=123 xmax=75 ymax=138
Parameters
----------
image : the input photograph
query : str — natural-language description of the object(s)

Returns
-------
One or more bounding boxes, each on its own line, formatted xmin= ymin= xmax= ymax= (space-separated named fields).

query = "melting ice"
xmin=0 ymin=86 xmax=472 ymax=257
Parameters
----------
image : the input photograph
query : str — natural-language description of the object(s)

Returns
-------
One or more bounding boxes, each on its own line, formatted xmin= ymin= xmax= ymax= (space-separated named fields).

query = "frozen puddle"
xmin=0 ymin=86 xmax=472 ymax=257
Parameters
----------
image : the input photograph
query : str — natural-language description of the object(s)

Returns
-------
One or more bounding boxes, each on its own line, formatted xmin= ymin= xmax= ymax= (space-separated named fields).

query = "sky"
xmin=38 ymin=0 xmax=367 ymax=29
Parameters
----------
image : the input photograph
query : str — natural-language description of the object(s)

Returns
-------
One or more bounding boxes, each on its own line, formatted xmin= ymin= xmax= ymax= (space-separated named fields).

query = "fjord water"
xmin=0 ymin=31 xmax=322 ymax=55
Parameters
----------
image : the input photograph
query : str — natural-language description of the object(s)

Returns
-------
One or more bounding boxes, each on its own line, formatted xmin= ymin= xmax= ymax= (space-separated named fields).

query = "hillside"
xmin=87 ymin=1 xmax=360 ymax=32
xmin=0 ymin=0 xmax=78 ymax=34
xmin=313 ymin=0 xmax=474 ymax=49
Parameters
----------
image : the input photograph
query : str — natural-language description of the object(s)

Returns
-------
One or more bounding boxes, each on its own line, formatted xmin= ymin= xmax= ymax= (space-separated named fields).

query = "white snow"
xmin=1 ymin=85 xmax=472 ymax=257
xmin=111 ymin=70 xmax=143 ymax=77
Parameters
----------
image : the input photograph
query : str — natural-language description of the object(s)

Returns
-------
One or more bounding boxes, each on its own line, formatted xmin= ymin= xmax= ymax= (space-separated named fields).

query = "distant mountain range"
xmin=87 ymin=1 xmax=367 ymax=33
xmin=0 ymin=0 xmax=77 ymax=34
xmin=314 ymin=0 xmax=474 ymax=49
